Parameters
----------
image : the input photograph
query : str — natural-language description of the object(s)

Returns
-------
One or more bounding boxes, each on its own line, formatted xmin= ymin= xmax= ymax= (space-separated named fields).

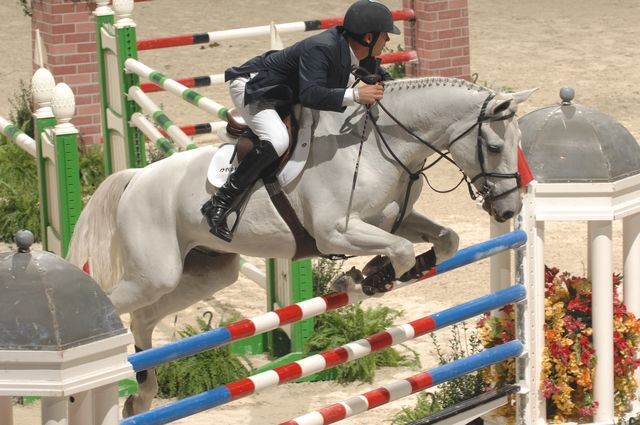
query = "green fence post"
xmin=32 ymin=68 xmax=57 ymax=252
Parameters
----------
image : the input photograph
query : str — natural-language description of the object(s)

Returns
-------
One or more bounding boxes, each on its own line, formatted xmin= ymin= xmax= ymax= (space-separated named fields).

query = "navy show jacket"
xmin=225 ymin=27 xmax=391 ymax=113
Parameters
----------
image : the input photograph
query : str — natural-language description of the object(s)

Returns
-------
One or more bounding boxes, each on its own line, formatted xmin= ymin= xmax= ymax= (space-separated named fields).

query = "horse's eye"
xmin=487 ymin=144 xmax=503 ymax=153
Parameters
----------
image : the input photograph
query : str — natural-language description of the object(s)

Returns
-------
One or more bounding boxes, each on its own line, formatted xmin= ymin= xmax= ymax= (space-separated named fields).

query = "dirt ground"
xmin=1 ymin=0 xmax=639 ymax=423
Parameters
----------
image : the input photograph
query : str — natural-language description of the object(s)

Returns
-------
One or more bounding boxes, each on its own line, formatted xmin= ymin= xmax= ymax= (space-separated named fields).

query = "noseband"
xmin=367 ymin=92 xmax=521 ymax=232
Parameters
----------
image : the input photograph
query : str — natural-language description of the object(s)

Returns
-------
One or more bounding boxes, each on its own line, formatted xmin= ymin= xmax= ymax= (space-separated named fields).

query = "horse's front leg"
xmin=315 ymin=217 xmax=417 ymax=281
xmin=394 ymin=209 xmax=459 ymax=262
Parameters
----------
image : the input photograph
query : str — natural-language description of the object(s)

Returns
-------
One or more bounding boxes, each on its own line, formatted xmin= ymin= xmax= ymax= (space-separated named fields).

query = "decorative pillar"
xmin=402 ymin=0 xmax=470 ymax=79
xmin=589 ymin=221 xmax=615 ymax=424
xmin=623 ymin=213 xmax=640 ymax=408
xmin=31 ymin=0 xmax=101 ymax=145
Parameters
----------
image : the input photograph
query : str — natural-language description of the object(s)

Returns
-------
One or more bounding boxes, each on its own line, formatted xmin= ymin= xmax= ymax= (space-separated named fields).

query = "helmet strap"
xmin=349 ymin=31 xmax=380 ymax=49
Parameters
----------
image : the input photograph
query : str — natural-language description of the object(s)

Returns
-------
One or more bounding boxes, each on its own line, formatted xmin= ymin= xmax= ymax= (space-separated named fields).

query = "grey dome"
xmin=519 ymin=88 xmax=640 ymax=183
xmin=0 ymin=242 xmax=125 ymax=351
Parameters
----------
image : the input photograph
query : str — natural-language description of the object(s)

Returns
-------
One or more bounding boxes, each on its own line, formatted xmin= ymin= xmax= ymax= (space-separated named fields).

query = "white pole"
xmin=93 ymin=384 xmax=120 ymax=425
xmin=490 ymin=219 xmax=511 ymax=292
xmin=0 ymin=397 xmax=13 ymax=425
xmin=589 ymin=220 xmax=615 ymax=424
xmin=239 ymin=258 xmax=266 ymax=290
xmin=68 ymin=391 xmax=92 ymax=425
xmin=623 ymin=212 xmax=640 ymax=408
xmin=516 ymin=188 xmax=546 ymax=425
xmin=42 ymin=396 xmax=68 ymax=425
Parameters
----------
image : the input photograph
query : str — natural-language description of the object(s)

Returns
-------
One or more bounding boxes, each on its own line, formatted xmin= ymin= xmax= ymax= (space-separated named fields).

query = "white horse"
xmin=68 ymin=77 xmax=533 ymax=415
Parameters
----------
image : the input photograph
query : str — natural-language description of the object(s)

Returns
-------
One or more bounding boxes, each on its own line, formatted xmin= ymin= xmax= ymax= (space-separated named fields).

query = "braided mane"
xmin=384 ymin=77 xmax=490 ymax=93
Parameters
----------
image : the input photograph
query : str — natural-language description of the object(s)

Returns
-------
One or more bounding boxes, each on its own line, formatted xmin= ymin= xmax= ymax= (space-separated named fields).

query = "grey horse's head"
xmin=447 ymin=90 xmax=536 ymax=222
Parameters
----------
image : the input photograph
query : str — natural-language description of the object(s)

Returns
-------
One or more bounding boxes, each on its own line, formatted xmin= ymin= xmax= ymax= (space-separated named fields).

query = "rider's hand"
xmin=355 ymin=83 xmax=384 ymax=105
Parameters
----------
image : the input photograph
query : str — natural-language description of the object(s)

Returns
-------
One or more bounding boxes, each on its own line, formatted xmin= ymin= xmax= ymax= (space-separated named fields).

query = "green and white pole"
xmin=124 ymin=58 xmax=230 ymax=122
xmin=130 ymin=113 xmax=176 ymax=156
xmin=0 ymin=116 xmax=37 ymax=157
xmin=128 ymin=86 xmax=197 ymax=150
xmin=45 ymin=83 xmax=82 ymax=257
xmin=96 ymin=0 xmax=145 ymax=173
xmin=94 ymin=0 xmax=116 ymax=174
xmin=4 ymin=74 xmax=82 ymax=257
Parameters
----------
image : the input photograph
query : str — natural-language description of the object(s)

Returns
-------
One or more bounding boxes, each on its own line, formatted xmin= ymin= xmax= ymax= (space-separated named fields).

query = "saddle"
xmin=219 ymin=107 xmax=322 ymax=259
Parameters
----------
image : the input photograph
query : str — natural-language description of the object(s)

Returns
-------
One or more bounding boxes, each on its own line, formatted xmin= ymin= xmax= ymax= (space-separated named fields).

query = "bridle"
xmin=363 ymin=92 xmax=521 ymax=233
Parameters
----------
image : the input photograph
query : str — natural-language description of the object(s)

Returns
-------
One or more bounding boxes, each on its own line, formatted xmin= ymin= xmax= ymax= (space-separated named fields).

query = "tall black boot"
xmin=201 ymin=139 xmax=280 ymax=242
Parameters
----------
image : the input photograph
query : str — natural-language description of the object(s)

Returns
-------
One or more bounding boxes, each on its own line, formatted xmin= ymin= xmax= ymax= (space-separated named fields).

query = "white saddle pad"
xmin=207 ymin=109 xmax=313 ymax=189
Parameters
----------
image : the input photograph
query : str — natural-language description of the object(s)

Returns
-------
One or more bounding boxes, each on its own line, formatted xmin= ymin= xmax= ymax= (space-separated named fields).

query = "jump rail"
xmin=0 ymin=115 xmax=37 ymax=157
xmin=136 ymin=9 xmax=415 ymax=50
xmin=281 ymin=341 xmax=524 ymax=425
xmin=125 ymin=59 xmax=229 ymax=120
xmin=128 ymin=230 xmax=527 ymax=373
xmin=177 ymin=121 xmax=228 ymax=137
xmin=128 ymin=86 xmax=197 ymax=150
xmin=122 ymin=285 xmax=525 ymax=425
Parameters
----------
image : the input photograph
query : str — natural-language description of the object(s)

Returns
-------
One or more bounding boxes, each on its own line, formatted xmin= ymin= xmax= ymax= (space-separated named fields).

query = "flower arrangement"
xmin=478 ymin=267 xmax=640 ymax=423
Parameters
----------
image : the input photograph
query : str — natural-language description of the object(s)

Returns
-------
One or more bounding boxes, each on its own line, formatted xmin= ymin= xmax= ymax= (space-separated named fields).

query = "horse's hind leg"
xmin=123 ymin=251 xmax=240 ymax=417
xmin=108 ymin=234 xmax=185 ymax=315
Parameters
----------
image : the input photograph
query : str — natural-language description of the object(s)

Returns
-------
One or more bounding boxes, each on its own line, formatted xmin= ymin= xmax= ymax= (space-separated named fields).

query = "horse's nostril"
xmin=501 ymin=211 xmax=514 ymax=221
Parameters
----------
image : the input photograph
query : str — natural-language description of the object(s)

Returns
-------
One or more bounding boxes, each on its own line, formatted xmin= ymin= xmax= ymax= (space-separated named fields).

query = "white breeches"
xmin=229 ymin=77 xmax=289 ymax=156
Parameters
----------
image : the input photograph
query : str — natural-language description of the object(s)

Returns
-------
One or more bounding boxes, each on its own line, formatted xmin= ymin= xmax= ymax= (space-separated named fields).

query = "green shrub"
xmin=0 ymin=82 xmax=39 ymax=241
xmin=0 ymin=81 xmax=106 ymax=242
xmin=156 ymin=317 xmax=251 ymax=399
xmin=78 ymin=143 xmax=106 ymax=204
xmin=312 ymin=257 xmax=345 ymax=296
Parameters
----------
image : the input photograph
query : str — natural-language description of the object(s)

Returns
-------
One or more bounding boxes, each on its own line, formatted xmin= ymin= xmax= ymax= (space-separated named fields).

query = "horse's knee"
xmin=387 ymin=239 xmax=416 ymax=277
xmin=433 ymin=227 xmax=459 ymax=261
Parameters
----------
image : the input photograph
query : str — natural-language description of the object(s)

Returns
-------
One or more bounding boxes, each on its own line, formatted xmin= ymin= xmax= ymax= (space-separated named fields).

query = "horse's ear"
xmin=487 ymin=98 xmax=513 ymax=116
xmin=511 ymin=88 xmax=538 ymax=104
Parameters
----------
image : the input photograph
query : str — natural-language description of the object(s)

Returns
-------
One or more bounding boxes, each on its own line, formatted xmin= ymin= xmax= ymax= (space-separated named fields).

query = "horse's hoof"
xmin=122 ymin=395 xmax=136 ymax=418
xmin=363 ymin=255 xmax=390 ymax=276
xmin=330 ymin=267 xmax=363 ymax=292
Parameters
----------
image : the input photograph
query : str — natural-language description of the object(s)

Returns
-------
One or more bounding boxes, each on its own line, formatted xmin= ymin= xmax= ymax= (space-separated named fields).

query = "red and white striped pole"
xmin=137 ymin=9 xmax=415 ymax=50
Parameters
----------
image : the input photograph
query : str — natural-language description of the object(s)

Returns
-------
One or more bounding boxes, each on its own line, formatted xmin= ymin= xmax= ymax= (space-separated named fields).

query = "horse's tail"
xmin=68 ymin=168 xmax=139 ymax=294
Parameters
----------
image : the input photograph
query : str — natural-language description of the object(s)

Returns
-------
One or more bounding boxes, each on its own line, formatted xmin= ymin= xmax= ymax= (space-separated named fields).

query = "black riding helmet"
xmin=343 ymin=0 xmax=401 ymax=44
xmin=342 ymin=1 xmax=401 ymax=76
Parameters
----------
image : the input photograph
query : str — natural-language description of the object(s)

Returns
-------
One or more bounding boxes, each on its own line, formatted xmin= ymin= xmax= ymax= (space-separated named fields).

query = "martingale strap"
xmin=263 ymin=176 xmax=322 ymax=260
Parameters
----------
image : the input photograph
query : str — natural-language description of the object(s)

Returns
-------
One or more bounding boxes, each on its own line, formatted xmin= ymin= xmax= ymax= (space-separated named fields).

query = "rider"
xmin=201 ymin=0 xmax=400 ymax=242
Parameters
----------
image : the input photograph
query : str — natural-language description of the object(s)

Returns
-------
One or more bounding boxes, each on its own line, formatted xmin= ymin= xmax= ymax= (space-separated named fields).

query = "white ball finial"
xmin=31 ymin=67 xmax=55 ymax=117
xmin=51 ymin=83 xmax=77 ymax=134
xmin=113 ymin=0 xmax=135 ymax=27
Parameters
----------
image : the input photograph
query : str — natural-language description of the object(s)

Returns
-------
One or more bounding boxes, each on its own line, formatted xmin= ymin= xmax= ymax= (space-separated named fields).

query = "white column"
xmin=93 ymin=383 xmax=120 ymax=425
xmin=68 ymin=391 xmax=92 ymax=425
xmin=42 ymin=396 xmax=68 ymax=425
xmin=589 ymin=220 xmax=615 ymax=424
xmin=623 ymin=212 xmax=640 ymax=410
xmin=0 ymin=396 xmax=13 ymax=425
xmin=516 ymin=191 xmax=546 ymax=425
xmin=490 ymin=219 xmax=512 ymax=292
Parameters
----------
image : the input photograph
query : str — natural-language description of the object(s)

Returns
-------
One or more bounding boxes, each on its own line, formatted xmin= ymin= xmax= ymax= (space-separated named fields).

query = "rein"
xmin=366 ymin=92 xmax=520 ymax=233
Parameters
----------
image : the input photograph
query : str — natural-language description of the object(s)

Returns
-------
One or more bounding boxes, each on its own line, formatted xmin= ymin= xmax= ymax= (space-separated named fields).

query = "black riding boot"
xmin=201 ymin=139 xmax=280 ymax=242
